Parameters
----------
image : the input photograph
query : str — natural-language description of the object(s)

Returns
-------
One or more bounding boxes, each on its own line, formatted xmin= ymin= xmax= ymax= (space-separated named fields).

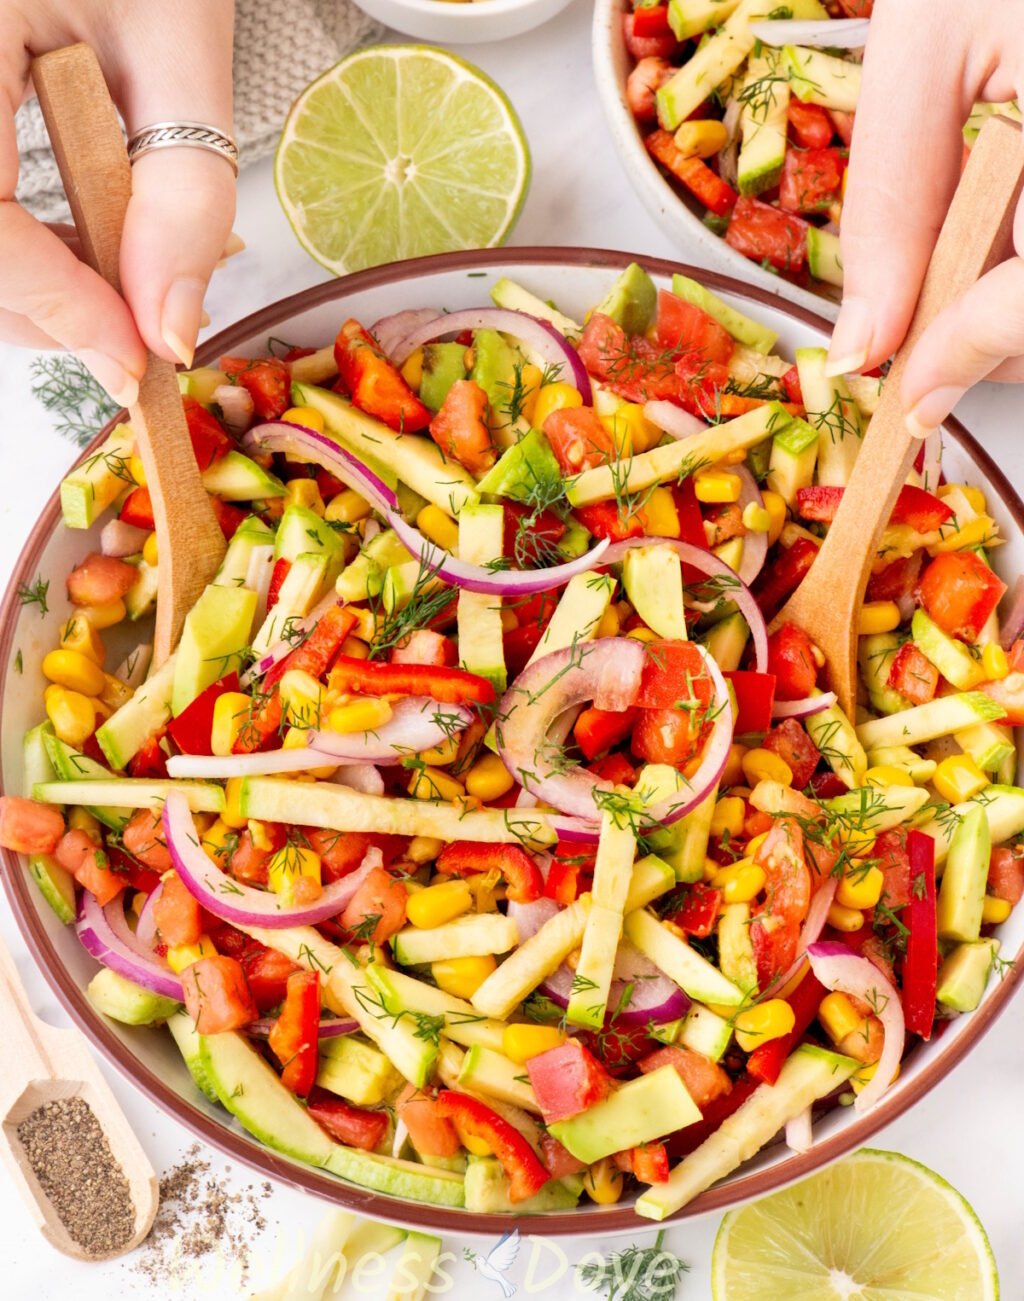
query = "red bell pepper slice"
xmin=665 ymin=1075 xmax=760 ymax=1159
xmin=219 ymin=356 xmax=292 ymax=420
xmin=787 ymin=100 xmax=835 ymax=149
xmin=887 ymin=642 xmax=939 ymax=706
xmin=646 ymin=131 xmax=739 ymax=216
xmin=724 ymin=671 xmax=777 ymax=735
xmin=763 ymin=718 xmax=821 ymax=790
xmin=904 ymin=831 xmax=938 ymax=1040
xmin=436 ymin=842 xmax=544 ymax=903
xmin=429 ymin=379 xmax=496 ymax=477
xmin=325 ymin=656 xmax=495 ymax=706
xmin=796 ymin=484 xmax=952 ymax=532
xmin=752 ymin=537 xmax=819 ymax=617
xmin=918 ymin=552 xmax=1007 ymax=643
xmin=334 ymin=319 xmax=431 ymax=433
xmin=726 ymin=196 xmax=808 ymax=273
xmin=308 ymin=1089 xmax=389 ymax=1150
xmin=574 ymin=500 xmax=647 ymax=541
xmin=210 ymin=498 xmax=248 ymax=540
xmin=127 ymin=733 xmax=168 ymax=779
xmin=616 ymin=1142 xmax=670 ymax=1183
xmin=623 ymin=11 xmax=677 ymax=59
xmin=781 ymin=364 xmax=804 ymax=406
xmin=573 ymin=703 xmax=641 ymax=760
xmin=266 ymin=558 xmax=290 ymax=613
xmin=589 ymin=751 xmax=638 ymax=785
xmin=436 ymin=1090 xmax=549 ymax=1202
xmin=765 ymin=623 xmax=819 ymax=701
xmin=268 ymin=969 xmax=321 ymax=1097
xmin=182 ymin=397 xmax=233 ymax=470
xmin=630 ymin=3 xmax=672 ymax=39
xmin=181 ymin=955 xmax=258 ymax=1035
xmin=119 ymin=485 xmax=156 ymax=530
xmin=664 ymin=881 xmax=722 ymax=939
xmin=167 ymin=672 xmax=241 ymax=756
xmin=526 ymin=1039 xmax=613 ymax=1122
xmin=544 ymin=847 xmax=595 ymax=905
xmin=672 ymin=476 xmax=711 ymax=584
xmin=746 ymin=971 xmax=826 ymax=1085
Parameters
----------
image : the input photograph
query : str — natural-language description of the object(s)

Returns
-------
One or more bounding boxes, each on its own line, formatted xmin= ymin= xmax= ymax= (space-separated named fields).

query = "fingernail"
xmin=161 ymin=276 xmax=206 ymax=367
xmin=825 ymin=297 xmax=873 ymax=377
xmin=216 ymin=231 xmax=246 ymax=268
xmin=76 ymin=349 xmax=139 ymax=408
xmin=904 ymin=386 xmax=966 ymax=439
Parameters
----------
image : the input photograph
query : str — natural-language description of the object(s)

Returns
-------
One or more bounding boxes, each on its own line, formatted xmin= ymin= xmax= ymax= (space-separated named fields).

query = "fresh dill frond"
xmin=30 ymin=354 xmax=120 ymax=447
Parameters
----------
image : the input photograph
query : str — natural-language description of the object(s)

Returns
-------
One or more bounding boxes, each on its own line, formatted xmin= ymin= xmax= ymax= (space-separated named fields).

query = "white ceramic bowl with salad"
xmin=351 ymin=0 xmax=575 ymax=43
xmin=2 ymin=248 xmax=1024 ymax=1236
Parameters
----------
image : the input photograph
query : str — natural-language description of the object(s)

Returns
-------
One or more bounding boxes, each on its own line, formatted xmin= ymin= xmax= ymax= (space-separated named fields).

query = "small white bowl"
xmin=352 ymin=0 xmax=575 ymax=44
xmin=592 ymin=0 xmax=840 ymax=320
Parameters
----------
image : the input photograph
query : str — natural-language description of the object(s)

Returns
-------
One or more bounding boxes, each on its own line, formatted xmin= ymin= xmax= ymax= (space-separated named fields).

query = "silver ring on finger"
xmin=126 ymin=122 xmax=239 ymax=176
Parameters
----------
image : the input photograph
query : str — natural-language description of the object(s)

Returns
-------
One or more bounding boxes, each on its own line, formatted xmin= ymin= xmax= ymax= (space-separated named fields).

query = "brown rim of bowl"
xmin=2 ymin=245 xmax=1022 ymax=1236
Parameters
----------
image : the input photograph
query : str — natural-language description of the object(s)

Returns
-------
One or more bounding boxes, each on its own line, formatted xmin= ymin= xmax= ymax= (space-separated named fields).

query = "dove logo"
xmin=463 ymin=1228 xmax=521 ymax=1297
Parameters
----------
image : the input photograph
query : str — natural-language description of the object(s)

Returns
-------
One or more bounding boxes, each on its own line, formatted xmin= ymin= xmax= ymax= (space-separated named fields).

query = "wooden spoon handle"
xmin=0 ymin=941 xmax=57 ymax=1115
xmin=32 ymin=44 xmax=226 ymax=663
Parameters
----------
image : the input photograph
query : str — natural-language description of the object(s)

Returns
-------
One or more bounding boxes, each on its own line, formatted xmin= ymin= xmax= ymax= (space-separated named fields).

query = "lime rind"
xmin=275 ymin=45 xmax=531 ymax=276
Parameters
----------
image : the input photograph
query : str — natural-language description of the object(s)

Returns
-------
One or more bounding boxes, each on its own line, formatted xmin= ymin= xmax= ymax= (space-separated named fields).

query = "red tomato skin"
xmin=632 ymin=707 xmax=703 ymax=767
xmin=787 ymin=100 xmax=835 ymax=149
xmin=635 ymin=640 xmax=711 ymax=709
xmin=219 ymin=356 xmax=291 ymax=420
xmin=55 ymin=829 xmax=121 ymax=905
xmin=664 ymin=882 xmax=723 ymax=939
xmin=918 ymin=552 xmax=1007 ymax=642
xmin=182 ymin=397 xmax=232 ymax=470
xmin=309 ymin=1091 xmax=388 ymax=1149
xmin=778 ymin=147 xmax=846 ymax=215
xmin=887 ymin=642 xmax=939 ymax=706
xmin=0 ymin=796 xmax=65 ymax=855
xmin=763 ymin=718 xmax=821 ymax=789
xmin=340 ymin=866 xmax=408 ymax=944
xmin=119 ymin=485 xmax=156 ymax=530
xmin=66 ymin=553 xmax=137 ymax=606
xmin=988 ymin=847 xmax=1024 ymax=905
xmin=978 ymin=673 xmax=1024 ymax=725
xmin=766 ymin=623 xmax=819 ymax=701
xmin=543 ymin=406 xmax=616 ymax=474
xmin=638 ymin=1043 xmax=732 ymax=1109
xmin=242 ymin=946 xmax=301 ymax=1012
xmin=428 ymin=379 xmax=495 ymax=476
xmin=655 ymin=289 xmax=735 ymax=366
xmin=726 ymin=196 xmax=808 ymax=273
xmin=121 ymin=808 xmax=172 ymax=871
xmin=526 ymin=1040 xmax=613 ymax=1122
xmin=181 ymin=955 xmax=257 ymax=1034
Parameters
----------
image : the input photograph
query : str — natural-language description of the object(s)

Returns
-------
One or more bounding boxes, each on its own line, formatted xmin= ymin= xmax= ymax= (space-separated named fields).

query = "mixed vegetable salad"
xmin=621 ymin=0 xmax=1020 ymax=299
xmin=4 ymin=262 xmax=1024 ymax=1222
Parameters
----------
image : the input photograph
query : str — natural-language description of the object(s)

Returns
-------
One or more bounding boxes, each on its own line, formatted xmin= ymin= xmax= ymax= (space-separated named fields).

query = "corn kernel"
xmin=702 ymin=856 xmax=720 ymax=882
xmin=99 ymin=672 xmax=134 ymax=712
xmin=432 ymin=954 xmax=496 ymax=1000
xmin=673 ymin=118 xmax=730 ymax=158
xmin=406 ymin=879 xmax=473 ymax=929
xmin=583 ymin=1158 xmax=624 ymax=1205
xmin=467 ymin=868 xmax=503 ymax=913
xmin=453 ymin=1121 xmax=492 ymax=1157
xmin=933 ymin=754 xmax=990 ymax=805
xmin=603 ymin=402 xmax=658 ymax=458
xmin=719 ymin=743 xmax=747 ymax=788
xmin=202 ymin=818 xmax=235 ymax=866
xmin=982 ymin=643 xmax=1009 ymax=681
xmin=78 ymin=599 xmax=126 ymax=630
xmin=142 ymin=531 xmax=159 ymax=567
xmin=129 ymin=454 xmax=147 ymax=487
xmin=863 ymin=765 xmax=915 ymax=788
xmin=710 ymin=795 xmax=746 ymax=839
xmin=407 ymin=836 xmax=444 ymax=865
xmin=982 ymin=895 xmax=1012 ymax=925
xmin=734 ymin=999 xmax=796 ymax=1054
xmin=42 ymin=648 xmax=107 ymax=697
xmin=69 ymin=807 xmax=101 ymax=838
xmin=827 ymin=902 xmax=866 ymax=932
xmin=850 ymin=1058 xmax=900 ymax=1095
xmin=721 ymin=862 xmax=766 ymax=904
xmin=760 ymin=490 xmax=787 ymax=546
xmin=532 ymin=381 xmax=582 ymax=429
xmin=856 ymin=601 xmax=901 ymax=636
xmin=591 ymin=605 xmax=620 ymax=640
xmin=326 ymin=489 xmax=372 ymax=525
xmin=742 ymin=747 xmax=793 ymax=788
xmin=694 ymin=471 xmax=742 ymax=504
xmin=746 ymin=831 xmax=769 ymax=859
xmin=45 ymin=687 xmax=97 ymax=748
xmin=267 ymin=844 xmax=322 ymax=906
xmin=327 ymin=697 xmax=393 ymax=735
xmin=281 ymin=726 xmax=338 ymax=780
xmin=642 ymin=485 xmax=681 ymax=537
xmin=281 ymin=405 xmax=326 ymax=433
xmin=59 ymin=614 xmax=105 ymax=666
xmin=339 ymin=635 xmax=370 ymax=660
xmin=502 ymin=1023 xmax=565 ymax=1064
xmin=836 ymin=863 xmax=885 ymax=910
xmin=279 ymin=668 xmax=324 ymax=729
xmin=417 ymin=503 xmax=459 ymax=552
xmin=625 ymin=627 xmax=658 ymax=643
xmin=465 ymin=752 xmax=516 ymax=803
xmin=741 ymin=502 xmax=773 ymax=533
xmin=221 ymin=777 xmax=248 ymax=830
xmin=409 ymin=766 xmax=466 ymax=802
xmin=818 ymin=992 xmax=865 ymax=1045
xmin=400 ymin=348 xmax=424 ymax=391
xmin=166 ymin=934 xmax=218 ymax=974
xmin=421 ymin=734 xmax=461 ymax=767
xmin=285 ymin=478 xmax=325 ymax=516
xmin=210 ymin=691 xmax=250 ymax=756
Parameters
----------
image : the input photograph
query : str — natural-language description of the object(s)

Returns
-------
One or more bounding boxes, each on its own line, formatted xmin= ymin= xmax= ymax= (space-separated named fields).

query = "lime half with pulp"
xmin=276 ymin=45 xmax=530 ymax=275
xmin=712 ymin=1148 xmax=998 ymax=1300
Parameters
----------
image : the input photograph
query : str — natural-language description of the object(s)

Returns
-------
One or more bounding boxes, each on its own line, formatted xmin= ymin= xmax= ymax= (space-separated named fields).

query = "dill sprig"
xmin=576 ymin=1230 xmax=689 ymax=1301
xmin=17 ymin=575 xmax=50 ymax=617
xmin=30 ymin=354 xmax=120 ymax=447
xmin=366 ymin=559 xmax=457 ymax=660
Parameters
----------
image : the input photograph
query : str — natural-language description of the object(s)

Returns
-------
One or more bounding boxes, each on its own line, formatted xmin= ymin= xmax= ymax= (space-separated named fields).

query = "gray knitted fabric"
xmin=15 ymin=0 xmax=383 ymax=221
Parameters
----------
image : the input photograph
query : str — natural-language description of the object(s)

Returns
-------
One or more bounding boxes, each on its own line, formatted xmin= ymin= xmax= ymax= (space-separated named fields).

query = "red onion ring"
xmin=135 ymin=883 xmax=162 ymax=950
xmin=212 ymin=383 xmax=255 ymax=435
xmin=807 ymin=940 xmax=904 ymax=1113
xmin=538 ymin=938 xmax=691 ymax=1026
xmin=733 ymin=464 xmax=768 ymax=586
xmin=370 ymin=307 xmax=440 ymax=359
xmin=101 ymin=519 xmax=149 ymax=558
xmin=241 ymin=423 xmax=396 ymax=513
xmin=162 ymin=790 xmax=382 ymax=928
xmin=642 ymin=401 xmax=707 ymax=442
xmin=248 ymin=1015 xmax=359 ymax=1040
xmin=747 ymin=17 xmax=869 ymax=46
xmin=771 ymin=691 xmax=837 ymax=720
xmin=336 ymin=764 xmax=385 ymax=796
xmin=242 ymin=591 xmax=346 ymax=686
xmin=77 ymin=893 xmax=183 ymax=1002
xmin=390 ymin=309 xmax=593 ymax=404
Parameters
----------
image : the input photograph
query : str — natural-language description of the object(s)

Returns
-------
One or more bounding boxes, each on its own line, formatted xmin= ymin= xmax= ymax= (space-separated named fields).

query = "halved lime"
xmin=712 ymin=1148 xmax=998 ymax=1300
xmin=275 ymin=45 xmax=531 ymax=275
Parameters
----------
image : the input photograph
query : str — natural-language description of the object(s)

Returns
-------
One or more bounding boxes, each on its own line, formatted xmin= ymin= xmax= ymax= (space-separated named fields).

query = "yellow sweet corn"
xmin=851 ymin=1058 xmax=900 ymax=1095
xmin=45 ymin=687 xmax=97 ymax=748
xmin=129 ymin=454 xmax=147 ymax=487
xmin=279 ymin=669 xmax=324 ymax=729
xmin=221 ymin=777 xmax=248 ymax=830
xmin=702 ymin=856 xmax=721 ymax=882
xmin=583 ymin=1158 xmax=624 ymax=1205
xmin=281 ymin=405 xmax=326 ymax=433
xmin=327 ymin=697 xmax=393 ymax=735
xmin=408 ymin=766 xmax=466 ymax=802
xmin=267 ymin=844 xmax=322 ymax=905
xmin=673 ymin=118 xmax=730 ymax=158
xmin=863 ymin=765 xmax=915 ymax=788
xmin=836 ymin=863 xmax=885 ymax=911
xmin=594 ymin=605 xmax=621 ymax=639
xmin=421 ymin=735 xmax=462 ymax=767
xmin=285 ymin=478 xmax=325 ymax=516
xmin=400 ymin=348 xmax=424 ymax=391
xmin=42 ymin=648 xmax=107 ymax=697
xmin=742 ymin=747 xmax=793 ymax=788
xmin=166 ymin=934 xmax=217 ymax=974
xmin=745 ymin=831 xmax=769 ymax=859
xmin=69 ymin=807 xmax=102 ymax=838
xmin=417 ymin=504 xmax=459 ymax=552
xmin=761 ymin=490 xmax=787 ymax=546
xmin=78 ymin=599 xmax=126 ymax=630
xmin=502 ymin=1024 xmax=565 ymax=1065
xmin=717 ymin=861 xmax=766 ymax=904
xmin=465 ymin=753 xmax=516 ymax=802
xmin=857 ymin=601 xmax=901 ymax=636
xmin=454 ymin=1121 xmax=493 ymax=1157
xmin=734 ymin=999 xmax=796 ymax=1053
xmin=326 ymin=489 xmax=372 ymax=525
xmin=827 ymin=902 xmax=865 ymax=932
xmin=59 ymin=615 xmax=105 ymax=666
xmin=720 ymin=743 xmax=747 ymax=788
xmin=982 ymin=895 xmax=1012 ymax=925
xmin=741 ymin=502 xmax=773 ymax=534
xmin=532 ymin=382 xmax=582 ymax=429
xmin=982 ymin=643 xmax=1009 ymax=681
xmin=466 ymin=868 xmax=503 ymax=914
xmin=932 ymin=754 xmax=989 ymax=805
xmin=930 ymin=515 xmax=999 ymax=554
xmin=818 ymin=992 xmax=864 ymax=1045
xmin=642 ymin=485 xmax=681 ymax=537
xmin=280 ymin=726 xmax=337 ymax=780
xmin=694 ymin=471 xmax=742 ymax=504
xmin=339 ymin=635 xmax=370 ymax=661
xmin=431 ymin=954 xmax=497 ymax=1000
xmin=407 ymin=836 xmax=444 ymax=865
xmin=143 ymin=532 xmax=159 ymax=568
xmin=202 ymin=818 xmax=235 ymax=866
xmin=625 ymin=627 xmax=658 ymax=643
xmin=710 ymin=796 xmax=746 ymax=839
xmin=211 ymin=692 xmax=251 ymax=756
xmin=406 ymin=879 xmax=473 ymax=929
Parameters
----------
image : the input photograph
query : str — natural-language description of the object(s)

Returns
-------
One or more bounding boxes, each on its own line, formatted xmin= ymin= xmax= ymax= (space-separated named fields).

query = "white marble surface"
xmin=1 ymin=2 xmax=1023 ymax=1296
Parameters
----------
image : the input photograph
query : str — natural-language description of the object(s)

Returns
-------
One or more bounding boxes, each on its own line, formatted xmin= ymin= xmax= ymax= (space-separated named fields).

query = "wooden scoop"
xmin=0 ymin=938 xmax=158 ymax=1258
xmin=771 ymin=114 xmax=1024 ymax=719
xmin=32 ymin=44 xmax=226 ymax=665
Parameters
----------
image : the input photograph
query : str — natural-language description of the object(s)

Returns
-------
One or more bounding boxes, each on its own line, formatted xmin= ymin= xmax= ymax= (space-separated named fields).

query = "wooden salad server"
xmin=771 ymin=113 xmax=1024 ymax=719
xmin=0 ymin=938 xmax=158 ymax=1258
xmin=32 ymin=44 xmax=227 ymax=665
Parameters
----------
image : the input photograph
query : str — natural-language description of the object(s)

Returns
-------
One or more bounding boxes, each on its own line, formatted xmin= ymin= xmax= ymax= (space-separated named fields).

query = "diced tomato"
xmin=315 ymin=467 xmax=347 ymax=500
xmin=119 ymin=808 xmax=171 ymax=872
xmin=626 ymin=56 xmax=674 ymax=123
xmin=918 ymin=552 xmax=1006 ymax=642
xmin=210 ymin=498 xmax=247 ymax=541
xmin=308 ymin=1091 xmax=388 ymax=1150
xmin=590 ymin=752 xmax=638 ymax=785
xmin=503 ymin=590 xmax=559 ymax=677
xmin=268 ymin=970 xmax=320 ymax=1096
xmin=726 ymin=196 xmax=808 ymax=273
xmin=167 ymin=671 xmax=241 ymax=756
xmin=750 ymin=819 xmax=812 ymax=987
xmin=655 ymin=289 xmax=735 ymax=366
xmin=623 ymin=11 xmax=677 ymax=59
xmin=796 ymin=484 xmax=952 ymax=532
xmin=540 ymin=1134 xmax=587 ymax=1179
xmin=663 ymin=881 xmax=722 ymax=938
xmin=203 ymin=918 xmax=254 ymax=960
xmin=781 ymin=364 xmax=804 ymax=406
xmin=886 ymin=642 xmax=938 ymax=706
xmin=119 ymin=485 xmax=156 ymax=530
xmin=635 ymin=640 xmax=711 ymax=709
xmin=228 ymin=828 xmax=279 ymax=887
xmin=829 ymin=109 xmax=856 ymax=146
xmin=127 ymin=735 xmax=168 ymax=780
xmin=632 ymin=708 xmax=699 ymax=767
xmin=429 ymin=378 xmax=496 ymax=476
xmin=544 ymin=847 xmax=595 ymax=905
xmin=574 ymin=500 xmax=646 ymax=541
xmin=724 ymin=671 xmax=776 ymax=735
xmin=526 ymin=1039 xmax=613 ymax=1122
xmin=837 ymin=0 xmax=872 ymax=14
xmin=334 ymin=319 xmax=430 ymax=433
xmin=302 ymin=829 xmax=386 ymax=883
xmin=646 ymin=131 xmax=739 ymax=216
xmin=866 ymin=551 xmax=923 ymax=604
xmin=543 ymin=406 xmax=616 ymax=474
xmin=436 ymin=842 xmax=544 ymax=904
xmin=638 ymin=1043 xmax=732 ymax=1109
xmin=752 ymin=537 xmax=819 ymax=616
xmin=787 ymin=100 xmax=835 ymax=149
xmin=66 ymin=553 xmax=137 ymax=606
xmin=54 ymin=829 xmax=119 ymax=905
xmin=503 ymin=501 xmax=567 ymax=569
xmin=766 ymin=623 xmax=818 ymax=701
xmin=390 ymin=629 xmax=456 ymax=667
xmin=395 ymin=1085 xmax=461 ymax=1157
xmin=988 ymin=846 xmax=1024 ymax=905
xmin=219 ymin=357 xmax=291 ymax=420
xmin=574 ymin=704 xmax=640 ymax=761
xmin=152 ymin=870 xmax=202 ymax=947
xmin=437 ymin=1090 xmax=548 ymax=1202
xmin=618 ymin=1143 xmax=670 ymax=1184
xmin=978 ymin=673 xmax=1024 ymax=726
xmin=574 ymin=1020 xmax=654 ymax=1077
xmin=0 ymin=796 xmax=65 ymax=855
xmin=265 ymin=558 xmax=290 ymax=613
xmin=181 ymin=955 xmax=257 ymax=1034
xmin=340 ymin=866 xmax=408 ymax=944
xmin=242 ymin=945 xmax=301 ymax=1011
xmin=807 ymin=770 xmax=847 ymax=800
xmin=630 ymin=2 xmax=673 ymax=38
xmin=577 ymin=312 xmax=681 ymax=405
xmin=763 ymin=718 xmax=821 ymax=789
xmin=182 ymin=396 xmax=232 ymax=470
xmin=779 ymin=147 xmax=846 ymax=215
xmin=872 ymin=828 xmax=911 ymax=911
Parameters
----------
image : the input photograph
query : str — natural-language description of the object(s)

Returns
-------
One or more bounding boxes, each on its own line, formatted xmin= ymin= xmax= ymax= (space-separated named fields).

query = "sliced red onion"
xmin=919 ymin=430 xmax=943 ymax=496
xmin=335 ymin=764 xmax=384 ymax=796
xmin=77 ymin=892 xmax=183 ymax=1002
xmin=808 ymin=940 xmax=904 ymax=1114
xmin=515 ymin=710 xmax=580 ymax=810
xmin=101 ymin=519 xmax=149 ymax=558
xmin=895 ymin=593 xmax=916 ymax=625
xmin=1000 ymin=576 xmax=1024 ymax=649
xmin=643 ymin=401 xmax=707 ymax=441
xmin=733 ymin=464 xmax=768 ymax=586
xmin=539 ymin=938 xmax=691 ymax=1027
xmin=242 ymin=591 xmax=345 ymax=686
xmin=771 ymin=691 xmax=837 ymax=720
xmin=747 ymin=18 xmax=869 ymax=46
xmin=370 ymin=307 xmax=439 ymax=360
xmin=391 ymin=309 xmax=593 ymax=404
xmin=603 ymin=537 xmax=768 ymax=673
xmin=212 ymin=383 xmax=255 ymax=435
xmin=167 ymin=748 xmax=340 ymax=780
xmin=245 ymin=543 xmax=275 ymax=631
xmin=248 ymin=1015 xmax=359 ymax=1040
xmin=115 ymin=642 xmax=153 ymax=689
xmin=785 ymin=1107 xmax=813 ymax=1154
xmin=135 ymin=883 xmax=162 ymax=950
xmin=507 ymin=897 xmax=560 ymax=941
xmin=162 ymin=790 xmax=382 ymax=928
xmin=242 ymin=423 xmax=396 ymax=514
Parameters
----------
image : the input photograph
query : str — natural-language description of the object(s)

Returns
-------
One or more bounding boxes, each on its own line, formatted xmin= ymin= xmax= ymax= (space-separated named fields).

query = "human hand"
xmin=0 ymin=0 xmax=236 ymax=405
xmin=825 ymin=0 xmax=1024 ymax=435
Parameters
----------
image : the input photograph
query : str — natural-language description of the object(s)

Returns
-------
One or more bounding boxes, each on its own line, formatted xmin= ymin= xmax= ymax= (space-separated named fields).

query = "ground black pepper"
xmin=17 ymin=1095 xmax=135 ymax=1256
